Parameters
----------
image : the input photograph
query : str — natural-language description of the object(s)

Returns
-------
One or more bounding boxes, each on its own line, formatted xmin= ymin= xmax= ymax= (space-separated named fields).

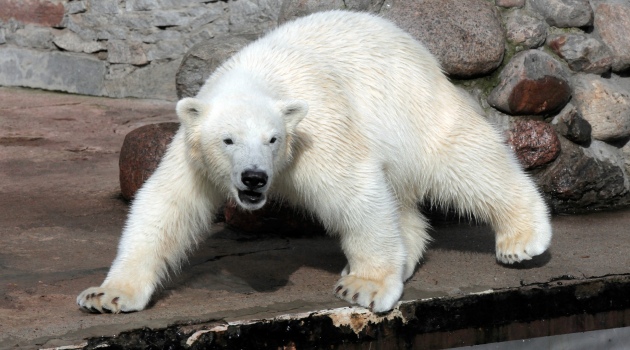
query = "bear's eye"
xmin=269 ymin=137 xmax=277 ymax=144
xmin=223 ymin=138 xmax=233 ymax=145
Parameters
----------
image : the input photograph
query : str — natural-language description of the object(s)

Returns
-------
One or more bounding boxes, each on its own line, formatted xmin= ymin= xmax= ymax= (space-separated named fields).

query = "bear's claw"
xmin=77 ymin=287 xmax=139 ymax=314
xmin=333 ymin=275 xmax=403 ymax=313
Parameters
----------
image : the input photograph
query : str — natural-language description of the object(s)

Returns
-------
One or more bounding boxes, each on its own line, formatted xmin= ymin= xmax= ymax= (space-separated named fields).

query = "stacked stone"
xmin=172 ymin=0 xmax=630 ymax=217
xmin=0 ymin=0 xmax=283 ymax=100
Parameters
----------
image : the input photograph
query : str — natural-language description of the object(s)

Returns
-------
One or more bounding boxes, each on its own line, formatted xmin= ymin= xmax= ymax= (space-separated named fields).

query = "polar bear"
xmin=77 ymin=10 xmax=552 ymax=313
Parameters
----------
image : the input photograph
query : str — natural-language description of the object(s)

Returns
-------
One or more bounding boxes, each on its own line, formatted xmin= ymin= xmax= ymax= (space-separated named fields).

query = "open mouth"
xmin=238 ymin=189 xmax=265 ymax=205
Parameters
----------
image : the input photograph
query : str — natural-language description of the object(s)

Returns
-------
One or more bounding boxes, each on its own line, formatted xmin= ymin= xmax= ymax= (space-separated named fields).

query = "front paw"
xmin=333 ymin=275 xmax=403 ymax=313
xmin=76 ymin=287 xmax=143 ymax=314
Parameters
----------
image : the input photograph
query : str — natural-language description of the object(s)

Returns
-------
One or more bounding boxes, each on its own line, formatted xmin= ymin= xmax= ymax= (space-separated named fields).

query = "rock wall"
xmin=2 ymin=0 xmax=630 ymax=213
xmin=0 ymin=0 xmax=284 ymax=100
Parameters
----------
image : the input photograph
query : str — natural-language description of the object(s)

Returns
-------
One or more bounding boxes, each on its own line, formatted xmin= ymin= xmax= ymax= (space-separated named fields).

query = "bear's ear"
xmin=176 ymin=97 xmax=207 ymax=127
xmin=278 ymin=100 xmax=308 ymax=133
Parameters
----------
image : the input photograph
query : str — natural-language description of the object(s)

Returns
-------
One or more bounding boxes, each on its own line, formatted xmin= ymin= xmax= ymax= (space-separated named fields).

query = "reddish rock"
xmin=381 ymin=0 xmax=505 ymax=77
xmin=119 ymin=122 xmax=180 ymax=200
xmin=225 ymin=200 xmax=326 ymax=237
xmin=0 ymin=0 xmax=65 ymax=27
xmin=507 ymin=119 xmax=561 ymax=169
xmin=488 ymin=50 xmax=571 ymax=115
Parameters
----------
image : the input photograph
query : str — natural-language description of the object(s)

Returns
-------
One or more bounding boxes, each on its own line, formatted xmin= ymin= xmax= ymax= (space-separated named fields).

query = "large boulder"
xmin=381 ymin=0 xmax=505 ymax=77
xmin=532 ymin=137 xmax=629 ymax=213
xmin=119 ymin=122 xmax=180 ymax=200
xmin=529 ymin=0 xmax=593 ymax=28
xmin=571 ymin=74 xmax=630 ymax=143
xmin=593 ymin=1 xmax=630 ymax=72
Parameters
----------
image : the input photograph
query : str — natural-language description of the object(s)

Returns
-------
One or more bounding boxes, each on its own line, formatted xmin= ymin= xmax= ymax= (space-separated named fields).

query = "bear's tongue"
xmin=238 ymin=189 xmax=264 ymax=204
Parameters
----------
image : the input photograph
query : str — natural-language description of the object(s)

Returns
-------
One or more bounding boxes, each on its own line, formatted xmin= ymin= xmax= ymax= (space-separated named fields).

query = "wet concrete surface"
xmin=0 ymin=87 xmax=629 ymax=349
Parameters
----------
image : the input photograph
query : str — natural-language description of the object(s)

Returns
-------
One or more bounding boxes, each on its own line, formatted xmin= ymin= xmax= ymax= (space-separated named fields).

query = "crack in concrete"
xmin=194 ymin=246 xmax=292 ymax=266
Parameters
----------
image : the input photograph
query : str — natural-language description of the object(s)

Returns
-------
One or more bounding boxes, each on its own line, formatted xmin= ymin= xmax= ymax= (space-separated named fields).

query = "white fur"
xmin=77 ymin=11 xmax=552 ymax=314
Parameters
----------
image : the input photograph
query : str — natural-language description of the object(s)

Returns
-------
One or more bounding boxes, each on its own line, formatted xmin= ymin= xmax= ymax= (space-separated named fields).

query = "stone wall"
xmin=2 ymin=0 xmax=630 ymax=212
xmin=0 ymin=0 xmax=283 ymax=100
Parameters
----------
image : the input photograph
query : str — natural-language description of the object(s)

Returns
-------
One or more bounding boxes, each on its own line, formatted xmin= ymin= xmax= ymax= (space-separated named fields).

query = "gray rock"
xmin=53 ymin=31 xmax=105 ymax=53
xmin=0 ymin=46 xmax=106 ymax=96
xmin=126 ymin=0 xmax=161 ymax=11
xmin=488 ymin=50 xmax=571 ymax=115
xmin=495 ymin=0 xmax=524 ymax=7
xmin=12 ymin=25 xmax=55 ymax=50
xmin=622 ymin=141 xmax=630 ymax=178
xmin=551 ymin=103 xmax=592 ymax=145
xmin=65 ymin=1 xmax=87 ymax=14
xmin=529 ymin=0 xmax=593 ymax=28
xmin=146 ymin=39 xmax=185 ymax=61
xmin=571 ymin=74 xmax=630 ymax=143
xmin=532 ymin=137 xmax=629 ymax=213
xmin=176 ymin=34 xmax=257 ymax=99
xmin=188 ymin=5 xmax=225 ymax=31
xmin=87 ymin=0 xmax=120 ymax=15
xmin=107 ymin=40 xmax=148 ymax=65
xmin=0 ymin=28 xmax=5 ymax=45
xmin=152 ymin=8 xmax=209 ymax=28
xmin=381 ymin=0 xmax=504 ymax=77
xmin=593 ymin=1 xmax=630 ymax=72
xmin=278 ymin=0 xmax=383 ymax=23
xmin=228 ymin=0 xmax=283 ymax=35
xmin=137 ymin=28 xmax=183 ymax=44
xmin=115 ymin=13 xmax=155 ymax=30
xmin=505 ymin=9 xmax=548 ymax=49
xmin=547 ymin=34 xmax=613 ymax=74
xmin=104 ymin=58 xmax=181 ymax=100
xmin=279 ymin=0 xmax=344 ymax=24
xmin=126 ymin=0 xmax=217 ymax=11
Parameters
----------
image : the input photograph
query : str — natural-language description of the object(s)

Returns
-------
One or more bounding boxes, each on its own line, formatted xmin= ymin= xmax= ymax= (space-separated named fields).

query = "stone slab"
xmin=0 ymin=46 xmax=106 ymax=96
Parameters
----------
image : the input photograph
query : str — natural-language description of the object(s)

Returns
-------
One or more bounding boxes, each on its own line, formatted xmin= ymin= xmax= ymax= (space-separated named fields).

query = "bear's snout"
xmin=241 ymin=170 xmax=268 ymax=190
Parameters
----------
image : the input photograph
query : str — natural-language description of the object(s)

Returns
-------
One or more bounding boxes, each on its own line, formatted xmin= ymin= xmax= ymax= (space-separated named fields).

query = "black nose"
xmin=241 ymin=170 xmax=268 ymax=189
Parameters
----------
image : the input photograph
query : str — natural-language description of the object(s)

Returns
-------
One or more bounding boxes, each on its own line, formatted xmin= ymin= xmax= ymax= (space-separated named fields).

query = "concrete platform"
xmin=1 ymin=87 xmax=629 ymax=349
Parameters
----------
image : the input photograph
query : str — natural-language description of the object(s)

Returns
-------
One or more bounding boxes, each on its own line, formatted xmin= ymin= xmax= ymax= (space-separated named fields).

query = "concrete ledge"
xmin=70 ymin=275 xmax=630 ymax=349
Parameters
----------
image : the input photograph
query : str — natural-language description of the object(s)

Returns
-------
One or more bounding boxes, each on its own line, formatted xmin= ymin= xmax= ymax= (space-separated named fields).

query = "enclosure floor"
xmin=1 ymin=87 xmax=629 ymax=349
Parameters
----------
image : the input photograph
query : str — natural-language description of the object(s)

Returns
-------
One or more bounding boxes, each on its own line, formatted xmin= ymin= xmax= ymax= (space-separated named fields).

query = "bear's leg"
xmin=399 ymin=205 xmax=431 ymax=281
xmin=437 ymin=139 xmax=551 ymax=264
xmin=490 ymin=183 xmax=551 ymax=264
xmin=77 ymin=135 xmax=221 ymax=313
xmin=340 ymin=205 xmax=429 ymax=282
xmin=326 ymin=171 xmax=406 ymax=312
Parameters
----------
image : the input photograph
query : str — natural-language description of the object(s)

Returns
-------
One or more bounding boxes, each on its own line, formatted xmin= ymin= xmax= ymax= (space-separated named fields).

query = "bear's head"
xmin=176 ymin=94 xmax=308 ymax=210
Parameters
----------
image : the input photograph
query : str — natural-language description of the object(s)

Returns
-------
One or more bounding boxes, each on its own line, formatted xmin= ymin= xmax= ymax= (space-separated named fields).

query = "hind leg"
xmin=435 ymin=134 xmax=552 ymax=264
xmin=491 ymin=178 xmax=552 ymax=264
xmin=400 ymin=205 xmax=431 ymax=280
